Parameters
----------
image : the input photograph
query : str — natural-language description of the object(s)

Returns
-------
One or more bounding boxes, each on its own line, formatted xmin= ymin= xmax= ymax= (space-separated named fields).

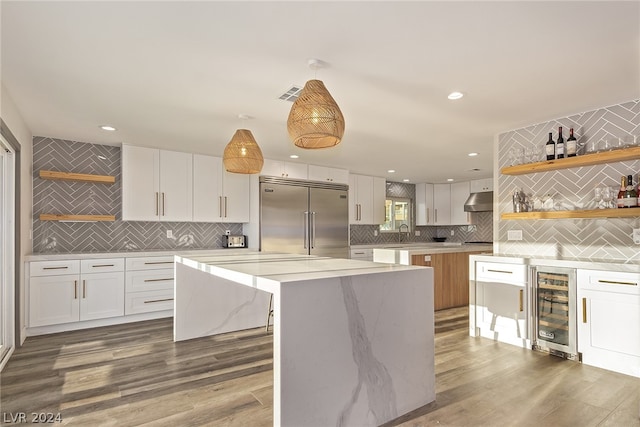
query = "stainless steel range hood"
xmin=464 ymin=191 xmax=493 ymax=212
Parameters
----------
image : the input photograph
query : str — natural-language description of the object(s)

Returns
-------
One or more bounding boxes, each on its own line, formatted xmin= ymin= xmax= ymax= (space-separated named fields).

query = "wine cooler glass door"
xmin=535 ymin=267 xmax=577 ymax=356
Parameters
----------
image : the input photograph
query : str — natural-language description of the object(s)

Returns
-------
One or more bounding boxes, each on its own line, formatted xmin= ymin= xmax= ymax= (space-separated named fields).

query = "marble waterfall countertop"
xmin=174 ymin=251 xmax=436 ymax=427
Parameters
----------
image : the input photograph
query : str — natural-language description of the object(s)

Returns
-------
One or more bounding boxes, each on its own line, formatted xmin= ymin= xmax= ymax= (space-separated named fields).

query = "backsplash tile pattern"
xmin=32 ymin=137 xmax=242 ymax=253
xmin=350 ymin=180 xmax=493 ymax=245
xmin=497 ymin=99 xmax=640 ymax=262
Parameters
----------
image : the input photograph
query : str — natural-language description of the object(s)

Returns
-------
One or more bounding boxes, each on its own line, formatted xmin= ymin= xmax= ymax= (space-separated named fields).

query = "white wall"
xmin=1 ymin=83 xmax=33 ymax=344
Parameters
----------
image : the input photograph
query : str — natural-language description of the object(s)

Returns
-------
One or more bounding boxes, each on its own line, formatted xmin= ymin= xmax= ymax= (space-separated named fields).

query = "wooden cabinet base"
xmin=412 ymin=251 xmax=487 ymax=311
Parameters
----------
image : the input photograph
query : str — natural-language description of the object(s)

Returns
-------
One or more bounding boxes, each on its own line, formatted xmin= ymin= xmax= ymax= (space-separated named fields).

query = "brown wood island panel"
xmin=412 ymin=250 xmax=487 ymax=311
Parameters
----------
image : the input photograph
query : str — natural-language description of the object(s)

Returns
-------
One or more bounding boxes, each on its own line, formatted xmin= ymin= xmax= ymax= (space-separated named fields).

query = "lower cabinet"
xmin=125 ymin=256 xmax=175 ymax=315
xmin=349 ymin=248 xmax=373 ymax=261
xmin=577 ymin=269 xmax=640 ymax=378
xmin=29 ymin=259 xmax=125 ymax=327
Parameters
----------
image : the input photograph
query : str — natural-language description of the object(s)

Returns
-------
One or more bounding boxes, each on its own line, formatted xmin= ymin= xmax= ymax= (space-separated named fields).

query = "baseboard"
xmin=0 ymin=347 xmax=15 ymax=372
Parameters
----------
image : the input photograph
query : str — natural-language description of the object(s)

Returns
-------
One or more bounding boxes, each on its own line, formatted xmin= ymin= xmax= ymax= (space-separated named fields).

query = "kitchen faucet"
xmin=398 ymin=224 xmax=409 ymax=242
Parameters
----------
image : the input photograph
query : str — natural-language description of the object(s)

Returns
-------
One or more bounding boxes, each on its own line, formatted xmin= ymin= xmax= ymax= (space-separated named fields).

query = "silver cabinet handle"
xmin=435 ymin=209 xmax=438 ymax=223
xmin=91 ymin=264 xmax=114 ymax=268
xmin=224 ymin=196 xmax=228 ymax=218
xmin=44 ymin=266 xmax=68 ymax=270
xmin=162 ymin=192 xmax=166 ymax=216
xmin=143 ymin=278 xmax=174 ymax=282
xmin=219 ymin=196 xmax=223 ymax=218
xmin=82 ymin=280 xmax=86 ymax=299
xmin=144 ymin=298 xmax=174 ymax=304
xmin=74 ymin=280 xmax=78 ymax=299
xmin=427 ymin=208 xmax=430 ymax=224
xmin=155 ymin=192 xmax=159 ymax=216
xmin=487 ymin=269 xmax=513 ymax=274
xmin=144 ymin=261 xmax=173 ymax=265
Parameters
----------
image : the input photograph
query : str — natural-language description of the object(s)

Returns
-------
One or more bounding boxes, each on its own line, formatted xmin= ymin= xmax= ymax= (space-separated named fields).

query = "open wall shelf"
xmin=39 ymin=214 xmax=116 ymax=222
xmin=501 ymin=209 xmax=640 ymax=220
xmin=39 ymin=170 xmax=116 ymax=184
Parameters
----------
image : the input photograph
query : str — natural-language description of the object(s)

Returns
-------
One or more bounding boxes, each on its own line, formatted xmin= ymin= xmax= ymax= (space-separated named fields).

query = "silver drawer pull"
xmin=143 ymin=278 xmax=174 ymax=282
xmin=353 ymin=252 xmax=365 ymax=255
xmin=144 ymin=261 xmax=174 ymax=265
xmin=144 ymin=298 xmax=174 ymax=304
xmin=92 ymin=264 xmax=115 ymax=268
xmin=43 ymin=266 xmax=69 ymax=270
xmin=598 ymin=279 xmax=637 ymax=286
xmin=487 ymin=269 xmax=513 ymax=274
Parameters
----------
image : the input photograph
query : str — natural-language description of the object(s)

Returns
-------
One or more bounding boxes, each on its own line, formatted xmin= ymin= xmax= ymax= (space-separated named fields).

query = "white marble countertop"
xmin=372 ymin=243 xmax=493 ymax=256
xmin=25 ymin=248 xmax=250 ymax=262
xmin=177 ymin=251 xmax=425 ymax=285
xmin=470 ymin=253 xmax=640 ymax=273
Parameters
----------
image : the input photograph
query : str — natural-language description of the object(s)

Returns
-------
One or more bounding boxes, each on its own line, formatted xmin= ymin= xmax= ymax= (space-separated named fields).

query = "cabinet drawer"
xmin=81 ymin=258 xmax=125 ymax=274
xmin=476 ymin=262 xmax=527 ymax=284
xmin=350 ymin=248 xmax=373 ymax=260
xmin=30 ymin=260 xmax=80 ymax=277
xmin=125 ymin=289 xmax=174 ymax=315
xmin=126 ymin=270 xmax=175 ymax=292
xmin=126 ymin=256 xmax=175 ymax=271
xmin=578 ymin=269 xmax=640 ymax=295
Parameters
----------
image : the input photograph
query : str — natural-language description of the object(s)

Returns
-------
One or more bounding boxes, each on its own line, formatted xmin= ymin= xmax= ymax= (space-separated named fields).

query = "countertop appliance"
xmin=222 ymin=235 xmax=247 ymax=248
xmin=260 ymin=176 xmax=349 ymax=258
xmin=532 ymin=265 xmax=577 ymax=359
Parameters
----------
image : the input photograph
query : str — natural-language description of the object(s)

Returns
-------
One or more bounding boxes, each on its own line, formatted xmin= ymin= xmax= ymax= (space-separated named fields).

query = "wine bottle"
xmin=566 ymin=128 xmax=577 ymax=157
xmin=624 ymin=174 xmax=638 ymax=208
xmin=556 ymin=126 xmax=564 ymax=159
xmin=545 ymin=132 xmax=555 ymax=161
xmin=617 ymin=176 xmax=626 ymax=208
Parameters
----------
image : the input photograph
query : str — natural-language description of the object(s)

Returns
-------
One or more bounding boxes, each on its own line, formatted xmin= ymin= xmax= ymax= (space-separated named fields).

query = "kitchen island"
xmin=174 ymin=251 xmax=435 ymax=427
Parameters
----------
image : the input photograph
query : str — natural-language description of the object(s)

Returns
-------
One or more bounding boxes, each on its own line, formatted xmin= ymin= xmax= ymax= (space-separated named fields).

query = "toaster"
xmin=222 ymin=235 xmax=247 ymax=248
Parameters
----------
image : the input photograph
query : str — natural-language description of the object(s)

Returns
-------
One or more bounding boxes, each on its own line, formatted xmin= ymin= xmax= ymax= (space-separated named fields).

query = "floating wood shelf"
xmin=501 ymin=208 xmax=640 ymax=220
xmin=39 ymin=170 xmax=115 ymax=184
xmin=39 ymin=214 xmax=116 ymax=222
xmin=500 ymin=146 xmax=640 ymax=176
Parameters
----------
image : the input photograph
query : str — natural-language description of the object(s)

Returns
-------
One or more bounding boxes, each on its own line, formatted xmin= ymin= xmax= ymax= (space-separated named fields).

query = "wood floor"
xmin=1 ymin=308 xmax=638 ymax=426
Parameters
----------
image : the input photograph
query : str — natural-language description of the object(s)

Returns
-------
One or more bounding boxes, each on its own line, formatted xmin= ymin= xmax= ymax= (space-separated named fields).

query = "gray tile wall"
xmin=32 ymin=137 xmax=242 ymax=253
xmin=497 ymin=99 xmax=640 ymax=262
xmin=349 ymin=181 xmax=493 ymax=245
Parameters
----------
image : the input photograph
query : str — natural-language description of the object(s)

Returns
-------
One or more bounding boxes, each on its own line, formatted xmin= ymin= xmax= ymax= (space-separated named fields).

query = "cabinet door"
xmin=433 ymin=184 xmax=451 ymax=225
xmin=260 ymin=159 xmax=285 ymax=178
xmin=578 ymin=288 xmax=640 ymax=377
xmin=222 ymin=170 xmax=250 ymax=223
xmin=29 ymin=275 xmax=79 ymax=327
xmin=193 ymin=154 xmax=223 ymax=222
xmin=121 ymin=145 xmax=160 ymax=221
xmin=371 ymin=176 xmax=386 ymax=225
xmin=283 ymin=162 xmax=308 ymax=180
xmin=80 ymin=272 xmax=125 ymax=321
xmin=470 ymin=178 xmax=493 ymax=193
xmin=476 ymin=280 xmax=528 ymax=346
xmin=308 ymin=165 xmax=331 ymax=182
xmin=159 ymin=150 xmax=193 ymax=222
xmin=356 ymin=175 xmax=374 ymax=224
xmin=415 ymin=183 xmax=434 ymax=226
xmin=450 ymin=181 xmax=472 ymax=225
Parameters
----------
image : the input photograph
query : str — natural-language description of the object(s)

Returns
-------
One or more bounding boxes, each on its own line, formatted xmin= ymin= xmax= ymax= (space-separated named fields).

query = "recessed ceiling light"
xmin=447 ymin=178 xmax=454 ymax=182
xmin=447 ymin=92 xmax=464 ymax=100
xmin=403 ymin=179 xmax=410 ymax=182
xmin=468 ymin=152 xmax=478 ymax=157
xmin=289 ymin=155 xmax=299 ymax=159
xmin=100 ymin=125 xmax=116 ymax=131
xmin=388 ymin=169 xmax=396 ymax=173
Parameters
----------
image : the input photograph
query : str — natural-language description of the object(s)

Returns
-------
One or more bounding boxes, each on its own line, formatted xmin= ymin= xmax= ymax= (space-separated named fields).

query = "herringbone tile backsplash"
xmin=32 ymin=137 xmax=242 ymax=253
xmin=498 ymin=99 xmax=640 ymax=262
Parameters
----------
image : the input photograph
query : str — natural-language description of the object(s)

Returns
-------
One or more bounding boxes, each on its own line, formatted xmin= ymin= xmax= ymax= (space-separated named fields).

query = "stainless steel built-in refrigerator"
xmin=259 ymin=176 xmax=349 ymax=258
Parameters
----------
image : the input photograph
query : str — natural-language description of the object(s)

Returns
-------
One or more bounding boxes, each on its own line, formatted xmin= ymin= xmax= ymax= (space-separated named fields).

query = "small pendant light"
xmin=287 ymin=59 xmax=345 ymax=149
xmin=223 ymin=116 xmax=264 ymax=174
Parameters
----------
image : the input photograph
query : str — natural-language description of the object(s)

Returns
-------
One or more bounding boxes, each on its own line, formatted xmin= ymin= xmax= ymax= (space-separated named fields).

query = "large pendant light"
xmin=287 ymin=59 xmax=345 ymax=149
xmin=223 ymin=121 xmax=264 ymax=174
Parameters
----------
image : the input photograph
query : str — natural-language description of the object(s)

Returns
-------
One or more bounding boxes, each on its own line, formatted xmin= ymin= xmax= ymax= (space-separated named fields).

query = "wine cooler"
xmin=533 ymin=266 xmax=578 ymax=359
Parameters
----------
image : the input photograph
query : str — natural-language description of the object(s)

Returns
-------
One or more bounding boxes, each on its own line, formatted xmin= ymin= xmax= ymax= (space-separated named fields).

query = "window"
xmin=380 ymin=197 xmax=411 ymax=232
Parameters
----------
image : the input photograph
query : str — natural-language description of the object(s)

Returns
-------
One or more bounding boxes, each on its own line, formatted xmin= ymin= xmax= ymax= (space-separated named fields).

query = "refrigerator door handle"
xmin=311 ymin=211 xmax=316 ymax=248
xmin=303 ymin=211 xmax=309 ymax=249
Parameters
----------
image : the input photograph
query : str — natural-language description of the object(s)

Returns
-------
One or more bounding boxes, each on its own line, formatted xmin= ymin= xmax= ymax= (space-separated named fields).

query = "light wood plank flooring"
xmin=1 ymin=308 xmax=638 ymax=426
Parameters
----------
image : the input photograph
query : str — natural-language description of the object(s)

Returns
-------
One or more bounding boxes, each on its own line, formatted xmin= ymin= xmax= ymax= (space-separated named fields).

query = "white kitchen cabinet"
xmin=125 ymin=256 xmax=175 ymax=315
xmin=349 ymin=248 xmax=374 ymax=261
xmin=307 ymin=165 xmax=349 ymax=184
xmin=577 ymin=269 xmax=640 ymax=378
xmin=474 ymin=261 xmax=529 ymax=348
xmin=29 ymin=259 xmax=125 ymax=327
xmin=470 ymin=178 xmax=493 ymax=193
xmin=122 ymin=145 xmax=193 ymax=222
xmin=349 ymin=174 xmax=385 ymax=225
xmin=450 ymin=181 xmax=473 ymax=225
xmin=433 ymin=184 xmax=451 ymax=225
xmin=415 ymin=183 xmax=435 ymax=225
xmin=261 ymin=159 xmax=308 ymax=180
xmin=193 ymin=154 xmax=250 ymax=223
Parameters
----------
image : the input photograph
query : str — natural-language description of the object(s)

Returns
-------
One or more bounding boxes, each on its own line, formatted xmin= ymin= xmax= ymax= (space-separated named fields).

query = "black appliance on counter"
xmin=222 ymin=235 xmax=247 ymax=248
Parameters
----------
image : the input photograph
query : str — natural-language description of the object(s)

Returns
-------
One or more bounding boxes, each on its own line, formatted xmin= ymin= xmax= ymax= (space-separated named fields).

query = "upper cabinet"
xmin=349 ymin=174 xmax=386 ymax=225
xmin=418 ymin=181 xmax=473 ymax=226
xmin=261 ymin=159 xmax=308 ymax=180
xmin=122 ymin=145 xmax=193 ymax=222
xmin=433 ymin=184 xmax=452 ymax=225
xmin=193 ymin=154 xmax=250 ymax=223
xmin=450 ymin=181 xmax=472 ymax=225
xmin=470 ymin=178 xmax=493 ymax=193
xmin=307 ymin=165 xmax=349 ymax=184
xmin=415 ymin=183 xmax=434 ymax=226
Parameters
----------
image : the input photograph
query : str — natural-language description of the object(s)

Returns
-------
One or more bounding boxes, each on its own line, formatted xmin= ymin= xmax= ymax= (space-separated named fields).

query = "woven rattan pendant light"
xmin=287 ymin=60 xmax=344 ymax=149
xmin=223 ymin=128 xmax=264 ymax=174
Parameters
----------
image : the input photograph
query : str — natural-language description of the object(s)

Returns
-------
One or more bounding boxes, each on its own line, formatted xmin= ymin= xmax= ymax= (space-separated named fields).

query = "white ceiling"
xmin=2 ymin=1 xmax=639 ymax=183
